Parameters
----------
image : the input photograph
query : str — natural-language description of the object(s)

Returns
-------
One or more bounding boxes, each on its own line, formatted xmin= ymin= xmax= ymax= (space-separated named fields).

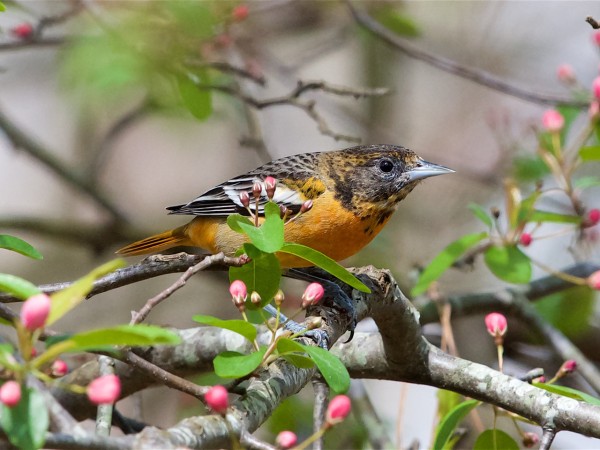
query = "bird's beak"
xmin=407 ymin=160 xmax=454 ymax=182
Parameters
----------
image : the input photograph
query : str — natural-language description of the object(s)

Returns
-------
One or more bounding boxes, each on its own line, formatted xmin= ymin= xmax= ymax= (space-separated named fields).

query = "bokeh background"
xmin=1 ymin=1 xmax=599 ymax=448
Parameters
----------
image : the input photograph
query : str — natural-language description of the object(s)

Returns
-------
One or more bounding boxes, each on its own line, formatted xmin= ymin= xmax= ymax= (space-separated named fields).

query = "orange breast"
xmin=184 ymin=191 xmax=393 ymax=268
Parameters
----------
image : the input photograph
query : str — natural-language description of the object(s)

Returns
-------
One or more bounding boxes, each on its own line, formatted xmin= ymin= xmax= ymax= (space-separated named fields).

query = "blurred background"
xmin=1 ymin=1 xmax=599 ymax=448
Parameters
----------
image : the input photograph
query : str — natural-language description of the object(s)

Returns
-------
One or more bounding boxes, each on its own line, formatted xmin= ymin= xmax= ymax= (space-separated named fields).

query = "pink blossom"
xmin=593 ymin=77 xmax=600 ymax=100
xmin=10 ymin=23 xmax=33 ymax=39
xmin=205 ymin=385 xmax=228 ymax=414
xmin=325 ymin=395 xmax=351 ymax=424
xmin=0 ymin=381 xmax=21 ymax=408
xmin=301 ymin=282 xmax=325 ymax=308
xmin=519 ymin=233 xmax=532 ymax=247
xmin=541 ymin=109 xmax=564 ymax=132
xmin=588 ymin=270 xmax=600 ymax=290
xmin=20 ymin=293 xmax=51 ymax=331
xmin=484 ymin=312 xmax=507 ymax=337
xmin=87 ymin=375 xmax=121 ymax=405
xmin=275 ymin=431 xmax=297 ymax=449
xmin=51 ymin=359 xmax=69 ymax=377
xmin=229 ymin=280 xmax=247 ymax=306
xmin=593 ymin=31 xmax=600 ymax=46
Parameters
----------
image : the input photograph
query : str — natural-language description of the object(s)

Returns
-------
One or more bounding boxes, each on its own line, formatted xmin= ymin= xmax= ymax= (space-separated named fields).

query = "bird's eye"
xmin=378 ymin=159 xmax=394 ymax=173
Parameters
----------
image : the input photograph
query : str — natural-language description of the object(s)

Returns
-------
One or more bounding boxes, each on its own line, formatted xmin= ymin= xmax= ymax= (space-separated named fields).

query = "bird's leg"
xmin=263 ymin=304 xmax=329 ymax=349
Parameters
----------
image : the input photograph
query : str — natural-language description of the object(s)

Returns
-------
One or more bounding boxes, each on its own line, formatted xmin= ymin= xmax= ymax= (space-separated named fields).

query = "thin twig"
xmin=586 ymin=16 xmax=600 ymax=29
xmin=540 ymin=427 xmax=557 ymax=450
xmin=239 ymin=429 xmax=277 ymax=450
xmin=312 ymin=377 xmax=329 ymax=450
xmin=96 ymin=356 xmax=116 ymax=437
xmin=348 ymin=2 xmax=588 ymax=108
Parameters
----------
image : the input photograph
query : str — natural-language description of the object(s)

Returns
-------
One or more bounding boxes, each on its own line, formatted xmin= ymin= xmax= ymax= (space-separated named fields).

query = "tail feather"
xmin=116 ymin=226 xmax=190 ymax=256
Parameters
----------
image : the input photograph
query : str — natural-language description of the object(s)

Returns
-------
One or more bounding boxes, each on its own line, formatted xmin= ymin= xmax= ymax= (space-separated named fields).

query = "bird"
xmin=116 ymin=144 xmax=453 ymax=267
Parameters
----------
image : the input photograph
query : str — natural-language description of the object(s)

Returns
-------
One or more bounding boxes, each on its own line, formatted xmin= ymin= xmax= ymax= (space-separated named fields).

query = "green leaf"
xmin=534 ymin=286 xmax=594 ymax=338
xmin=515 ymin=190 xmax=540 ymax=225
xmin=177 ymin=73 xmax=212 ymax=121
xmin=276 ymin=337 xmax=306 ymax=354
xmin=213 ymin=347 xmax=266 ymax=378
xmin=437 ymin=390 xmax=463 ymax=421
xmin=512 ymin=155 xmax=550 ymax=182
xmin=432 ymin=399 xmax=479 ymax=450
xmin=411 ymin=232 xmax=488 ymax=296
xmin=579 ymin=145 xmax=600 ymax=161
xmin=227 ymin=214 xmax=254 ymax=233
xmin=0 ymin=274 xmax=40 ymax=300
xmin=0 ymin=344 xmax=18 ymax=370
xmin=277 ymin=338 xmax=316 ymax=368
xmin=484 ymin=245 xmax=531 ymax=284
xmin=47 ymin=259 xmax=124 ymax=325
xmin=0 ymin=2 xmax=6 ymax=12
xmin=166 ymin=1 xmax=216 ymax=40
xmin=0 ymin=386 xmax=48 ymax=450
xmin=303 ymin=345 xmax=350 ymax=394
xmin=282 ymin=354 xmax=316 ymax=369
xmin=279 ymin=243 xmax=370 ymax=293
xmin=0 ymin=235 xmax=42 ymax=260
xmin=229 ymin=246 xmax=281 ymax=308
xmin=529 ymin=210 xmax=581 ymax=224
xmin=468 ymin=203 xmax=493 ymax=229
xmin=237 ymin=202 xmax=284 ymax=253
xmin=37 ymin=325 xmax=181 ymax=366
xmin=473 ymin=429 xmax=519 ymax=450
xmin=192 ymin=315 xmax=257 ymax=342
xmin=534 ymin=382 xmax=600 ymax=407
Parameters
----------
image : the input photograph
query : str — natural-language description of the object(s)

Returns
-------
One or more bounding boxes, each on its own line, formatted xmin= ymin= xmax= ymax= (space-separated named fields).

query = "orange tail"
xmin=116 ymin=225 xmax=191 ymax=256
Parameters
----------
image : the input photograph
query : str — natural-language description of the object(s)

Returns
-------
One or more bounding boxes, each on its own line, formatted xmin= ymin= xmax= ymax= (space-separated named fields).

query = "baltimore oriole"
xmin=116 ymin=144 xmax=453 ymax=266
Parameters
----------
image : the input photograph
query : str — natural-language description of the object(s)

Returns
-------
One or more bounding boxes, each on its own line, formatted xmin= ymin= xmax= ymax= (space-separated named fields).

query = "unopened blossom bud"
xmin=557 ymin=64 xmax=576 ymax=84
xmin=593 ymin=76 xmax=600 ymax=100
xmin=523 ymin=432 xmax=539 ymax=448
xmin=534 ymin=375 xmax=546 ymax=383
xmin=301 ymin=282 xmax=324 ymax=309
xmin=274 ymin=289 xmax=285 ymax=307
xmin=485 ymin=312 xmax=507 ymax=345
xmin=232 ymin=4 xmax=249 ymax=22
xmin=51 ymin=359 xmax=69 ymax=377
xmin=252 ymin=181 xmax=262 ymax=199
xmin=590 ymin=101 xmax=600 ymax=121
xmin=205 ymin=385 xmax=228 ymax=414
xmin=593 ymin=31 xmax=600 ymax=46
xmin=87 ymin=375 xmax=121 ymax=405
xmin=325 ymin=395 xmax=351 ymax=425
xmin=588 ymin=270 xmax=600 ymax=290
xmin=11 ymin=23 xmax=33 ymax=40
xmin=491 ymin=207 xmax=501 ymax=219
xmin=275 ymin=431 xmax=297 ymax=449
xmin=300 ymin=200 xmax=313 ymax=214
xmin=541 ymin=109 xmax=565 ymax=132
xmin=586 ymin=208 xmax=600 ymax=227
xmin=250 ymin=291 xmax=261 ymax=305
xmin=305 ymin=316 xmax=322 ymax=330
xmin=229 ymin=280 xmax=247 ymax=312
xmin=279 ymin=204 xmax=289 ymax=219
xmin=239 ymin=191 xmax=250 ymax=208
xmin=519 ymin=233 xmax=532 ymax=247
xmin=560 ymin=359 xmax=577 ymax=375
xmin=0 ymin=381 xmax=21 ymax=408
xmin=264 ymin=176 xmax=277 ymax=200
xmin=21 ymin=293 xmax=51 ymax=331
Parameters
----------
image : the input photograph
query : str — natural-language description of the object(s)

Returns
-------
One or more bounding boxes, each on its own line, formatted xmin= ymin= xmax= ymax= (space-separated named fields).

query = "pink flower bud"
xmin=523 ymin=432 xmax=539 ymax=448
xmin=534 ymin=375 xmax=546 ymax=383
xmin=587 ymin=208 xmax=600 ymax=226
xmin=300 ymin=200 xmax=313 ymax=214
xmin=519 ymin=233 xmax=532 ymax=247
xmin=301 ymin=282 xmax=325 ymax=309
xmin=588 ymin=270 xmax=600 ymax=290
xmin=541 ymin=109 xmax=564 ymax=132
xmin=252 ymin=181 xmax=262 ymax=199
xmin=51 ymin=359 xmax=69 ymax=377
xmin=561 ymin=359 xmax=577 ymax=374
xmin=274 ymin=289 xmax=285 ymax=307
xmin=485 ymin=312 xmax=507 ymax=338
xmin=279 ymin=204 xmax=289 ymax=219
xmin=0 ymin=381 xmax=21 ymax=408
xmin=557 ymin=64 xmax=576 ymax=84
xmin=239 ymin=191 xmax=250 ymax=208
xmin=232 ymin=4 xmax=249 ymax=22
xmin=205 ymin=385 xmax=228 ymax=414
xmin=11 ymin=23 xmax=33 ymax=39
xmin=87 ymin=374 xmax=121 ymax=405
xmin=264 ymin=176 xmax=277 ymax=200
xmin=229 ymin=280 xmax=247 ymax=303
xmin=593 ymin=77 xmax=600 ymax=100
xmin=275 ymin=431 xmax=297 ymax=449
xmin=593 ymin=31 xmax=600 ymax=46
xmin=326 ymin=395 xmax=351 ymax=425
xmin=20 ymin=293 xmax=51 ymax=331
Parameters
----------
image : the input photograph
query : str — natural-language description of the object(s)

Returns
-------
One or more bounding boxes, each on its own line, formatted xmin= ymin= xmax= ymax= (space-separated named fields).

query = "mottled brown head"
xmin=319 ymin=144 xmax=452 ymax=218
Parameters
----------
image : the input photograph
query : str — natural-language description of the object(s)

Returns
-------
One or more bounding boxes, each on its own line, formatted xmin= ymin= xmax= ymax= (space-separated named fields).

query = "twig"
xmin=348 ymin=2 xmax=588 ymax=108
xmin=586 ymin=16 xmax=600 ymax=29
xmin=0 ymin=252 xmax=246 ymax=304
xmin=518 ymin=368 xmax=545 ymax=383
xmin=96 ymin=356 xmax=116 ymax=437
xmin=0 ymin=37 xmax=65 ymax=51
xmin=0 ymin=108 xmax=127 ymax=223
xmin=239 ymin=429 xmax=276 ymax=450
xmin=122 ymin=350 xmax=208 ymax=399
xmin=540 ymin=427 xmax=557 ymax=450
xmin=311 ymin=377 xmax=329 ymax=450
xmin=186 ymin=60 xmax=267 ymax=86
xmin=130 ymin=253 xmax=239 ymax=325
